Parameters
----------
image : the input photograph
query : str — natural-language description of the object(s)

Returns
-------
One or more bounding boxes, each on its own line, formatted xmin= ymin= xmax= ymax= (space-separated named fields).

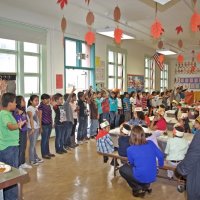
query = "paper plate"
xmin=0 ymin=162 xmax=12 ymax=174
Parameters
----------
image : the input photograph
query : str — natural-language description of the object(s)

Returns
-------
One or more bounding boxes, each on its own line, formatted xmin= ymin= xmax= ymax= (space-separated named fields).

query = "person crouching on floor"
xmin=119 ymin=125 xmax=164 ymax=198
xmin=96 ymin=120 xmax=114 ymax=164
xmin=118 ymin=123 xmax=131 ymax=157
xmin=165 ymin=125 xmax=189 ymax=179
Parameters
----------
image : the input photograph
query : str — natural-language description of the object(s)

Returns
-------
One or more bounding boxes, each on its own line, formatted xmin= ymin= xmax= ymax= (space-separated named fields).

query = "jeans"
xmin=55 ymin=124 xmax=65 ymax=152
xmin=124 ymin=111 xmax=131 ymax=122
xmin=19 ymin=130 xmax=27 ymax=166
xmin=109 ymin=111 xmax=116 ymax=129
xmin=63 ymin=121 xmax=73 ymax=147
xmin=71 ymin=119 xmax=77 ymax=136
xmin=41 ymin=124 xmax=52 ymax=156
xmin=77 ymin=116 xmax=88 ymax=141
xmin=102 ymin=112 xmax=110 ymax=123
xmin=89 ymin=119 xmax=99 ymax=137
xmin=28 ymin=128 xmax=39 ymax=162
xmin=0 ymin=146 xmax=19 ymax=200
xmin=119 ymin=164 xmax=150 ymax=192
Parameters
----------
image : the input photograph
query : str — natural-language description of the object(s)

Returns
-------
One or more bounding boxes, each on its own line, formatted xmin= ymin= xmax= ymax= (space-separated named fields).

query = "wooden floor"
xmin=23 ymin=138 xmax=186 ymax=200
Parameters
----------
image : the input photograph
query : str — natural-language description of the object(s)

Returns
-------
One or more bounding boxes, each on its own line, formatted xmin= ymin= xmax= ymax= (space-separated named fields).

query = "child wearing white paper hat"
xmin=96 ymin=120 xmax=114 ymax=163
xmin=165 ymin=125 xmax=189 ymax=179
xmin=118 ymin=124 xmax=131 ymax=157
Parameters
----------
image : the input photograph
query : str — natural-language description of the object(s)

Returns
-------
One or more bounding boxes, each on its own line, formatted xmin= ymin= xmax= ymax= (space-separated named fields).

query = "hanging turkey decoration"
xmin=190 ymin=0 xmax=200 ymax=32
xmin=177 ymin=54 xmax=184 ymax=64
xmin=85 ymin=9 xmax=95 ymax=45
xmin=176 ymin=25 xmax=183 ymax=48
xmin=151 ymin=3 xmax=164 ymax=39
xmin=57 ymin=0 xmax=68 ymax=9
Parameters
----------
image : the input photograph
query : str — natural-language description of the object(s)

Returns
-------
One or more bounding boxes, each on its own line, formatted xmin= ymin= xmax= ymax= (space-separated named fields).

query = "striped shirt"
xmin=141 ymin=97 xmax=147 ymax=109
xmin=123 ymin=97 xmax=131 ymax=112
xmin=38 ymin=102 xmax=52 ymax=125
xmin=96 ymin=134 xmax=114 ymax=153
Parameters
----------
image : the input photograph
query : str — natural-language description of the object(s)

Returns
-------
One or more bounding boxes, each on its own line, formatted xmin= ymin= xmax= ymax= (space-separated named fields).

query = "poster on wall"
xmin=95 ymin=56 xmax=105 ymax=89
xmin=0 ymin=74 xmax=16 ymax=107
xmin=56 ymin=74 xmax=63 ymax=89
xmin=175 ymin=76 xmax=200 ymax=90
xmin=127 ymin=74 xmax=144 ymax=93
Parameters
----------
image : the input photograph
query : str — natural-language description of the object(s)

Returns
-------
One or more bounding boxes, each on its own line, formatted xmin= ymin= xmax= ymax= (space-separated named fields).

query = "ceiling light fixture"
xmin=156 ymin=49 xmax=177 ymax=55
xmin=97 ymin=28 xmax=135 ymax=40
xmin=153 ymin=0 xmax=171 ymax=5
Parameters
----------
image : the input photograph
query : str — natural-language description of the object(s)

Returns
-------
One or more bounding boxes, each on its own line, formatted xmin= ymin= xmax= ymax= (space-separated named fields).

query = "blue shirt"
xmin=96 ymin=98 xmax=103 ymax=115
xmin=96 ymin=134 xmax=114 ymax=153
xmin=123 ymin=97 xmax=131 ymax=112
xmin=118 ymin=136 xmax=130 ymax=157
xmin=109 ymin=97 xmax=118 ymax=112
xmin=128 ymin=118 xmax=146 ymax=126
xmin=127 ymin=140 xmax=164 ymax=183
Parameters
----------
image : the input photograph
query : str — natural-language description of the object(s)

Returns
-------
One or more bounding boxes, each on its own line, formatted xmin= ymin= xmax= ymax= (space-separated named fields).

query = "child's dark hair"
xmin=54 ymin=93 xmax=63 ymax=101
xmin=41 ymin=93 xmax=50 ymax=100
xmin=122 ymin=123 xmax=131 ymax=131
xmin=137 ymin=111 xmax=145 ymax=120
xmin=1 ymin=92 xmax=16 ymax=107
xmin=64 ymin=93 xmax=70 ymax=101
xmin=27 ymin=95 xmax=39 ymax=107
xmin=78 ymin=92 xmax=84 ymax=100
xmin=72 ymin=93 xmax=76 ymax=98
xmin=124 ymin=92 xmax=128 ymax=96
xmin=16 ymin=95 xmax=24 ymax=110
xmin=175 ymin=126 xmax=185 ymax=133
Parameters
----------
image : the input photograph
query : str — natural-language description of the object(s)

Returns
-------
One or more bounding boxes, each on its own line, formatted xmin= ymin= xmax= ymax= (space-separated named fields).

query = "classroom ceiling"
xmin=1 ymin=0 xmax=200 ymax=56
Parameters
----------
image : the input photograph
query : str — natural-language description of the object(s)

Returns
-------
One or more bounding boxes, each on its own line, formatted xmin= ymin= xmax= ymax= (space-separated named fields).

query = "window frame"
xmin=160 ymin=63 xmax=169 ymax=92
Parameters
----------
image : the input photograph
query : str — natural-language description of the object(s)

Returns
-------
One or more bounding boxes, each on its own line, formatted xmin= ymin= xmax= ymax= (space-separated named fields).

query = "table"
xmin=0 ymin=167 xmax=29 ymax=200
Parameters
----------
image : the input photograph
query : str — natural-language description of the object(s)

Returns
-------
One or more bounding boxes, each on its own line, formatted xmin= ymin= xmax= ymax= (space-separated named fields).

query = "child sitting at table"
xmin=128 ymin=107 xmax=147 ymax=127
xmin=118 ymin=123 xmax=131 ymax=157
xmin=165 ymin=125 xmax=189 ymax=179
xmin=150 ymin=106 xmax=167 ymax=131
xmin=96 ymin=120 xmax=114 ymax=163
xmin=191 ymin=116 xmax=200 ymax=134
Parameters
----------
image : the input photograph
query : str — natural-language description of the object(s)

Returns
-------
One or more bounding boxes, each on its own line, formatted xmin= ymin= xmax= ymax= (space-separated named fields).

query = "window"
xmin=0 ymin=39 xmax=43 ymax=96
xmin=107 ymin=47 xmax=126 ymax=90
xmin=144 ymin=57 xmax=155 ymax=93
xmin=160 ymin=64 xmax=168 ymax=91
xmin=64 ymin=38 xmax=95 ymax=92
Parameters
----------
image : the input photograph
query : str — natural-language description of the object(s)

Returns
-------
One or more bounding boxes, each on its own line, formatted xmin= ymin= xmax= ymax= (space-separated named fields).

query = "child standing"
xmin=96 ymin=120 xmax=114 ymax=162
xmin=96 ymin=91 xmax=103 ymax=123
xmin=70 ymin=93 xmax=79 ymax=147
xmin=0 ymin=93 xmax=25 ymax=200
xmin=141 ymin=92 xmax=147 ymax=110
xmin=109 ymin=91 xmax=118 ymax=129
xmin=118 ymin=124 xmax=131 ymax=157
xmin=123 ymin=92 xmax=131 ymax=122
xmin=165 ymin=125 xmax=189 ymax=179
xmin=77 ymin=92 xmax=88 ymax=144
xmin=13 ymin=96 xmax=32 ymax=169
xmin=27 ymin=95 xmax=43 ymax=165
xmin=88 ymin=92 xmax=99 ymax=139
xmin=101 ymin=91 xmax=110 ymax=122
xmin=38 ymin=94 xmax=55 ymax=159
xmin=53 ymin=93 xmax=66 ymax=154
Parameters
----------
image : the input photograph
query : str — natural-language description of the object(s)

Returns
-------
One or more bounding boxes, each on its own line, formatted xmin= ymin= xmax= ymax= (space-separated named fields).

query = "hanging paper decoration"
xmin=197 ymin=53 xmax=200 ymax=62
xmin=158 ymin=40 xmax=163 ymax=49
xmin=85 ymin=0 xmax=91 ymax=5
xmin=85 ymin=31 xmax=95 ymax=45
xmin=177 ymin=54 xmax=184 ymax=64
xmin=151 ymin=19 xmax=164 ymax=39
xmin=159 ymin=55 xmax=164 ymax=63
xmin=178 ymin=39 xmax=183 ymax=48
xmin=57 ymin=0 xmax=68 ymax=9
xmin=114 ymin=28 xmax=123 ymax=44
xmin=114 ymin=6 xmax=121 ymax=22
xmin=86 ymin=11 xmax=95 ymax=26
xmin=190 ymin=0 xmax=200 ymax=32
xmin=176 ymin=25 xmax=183 ymax=34
xmin=61 ymin=16 xmax=67 ymax=33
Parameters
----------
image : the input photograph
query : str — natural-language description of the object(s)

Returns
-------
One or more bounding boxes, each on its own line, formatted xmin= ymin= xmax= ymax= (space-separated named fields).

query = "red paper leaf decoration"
xmin=85 ymin=0 xmax=90 ymax=5
xmin=114 ymin=28 xmax=123 ymax=44
xmin=86 ymin=11 xmax=95 ymax=26
xmin=85 ymin=31 xmax=95 ymax=45
xmin=177 ymin=54 xmax=184 ymax=64
xmin=151 ymin=19 xmax=164 ymax=39
xmin=197 ymin=53 xmax=200 ymax=62
xmin=190 ymin=12 xmax=200 ymax=32
xmin=158 ymin=41 xmax=163 ymax=49
xmin=61 ymin=16 xmax=67 ymax=33
xmin=57 ymin=0 xmax=68 ymax=9
xmin=114 ymin=6 xmax=121 ymax=22
xmin=178 ymin=39 xmax=183 ymax=48
xmin=176 ymin=25 xmax=183 ymax=34
xmin=159 ymin=55 xmax=164 ymax=63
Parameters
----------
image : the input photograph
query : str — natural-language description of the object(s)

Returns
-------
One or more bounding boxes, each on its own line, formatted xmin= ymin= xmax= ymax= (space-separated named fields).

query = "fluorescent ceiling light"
xmin=156 ymin=49 xmax=177 ymax=55
xmin=154 ymin=0 xmax=171 ymax=5
xmin=97 ymin=29 xmax=135 ymax=40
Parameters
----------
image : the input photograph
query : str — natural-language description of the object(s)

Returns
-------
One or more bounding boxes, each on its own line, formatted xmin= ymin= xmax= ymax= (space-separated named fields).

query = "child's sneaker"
xmin=36 ymin=158 xmax=44 ymax=163
xmin=30 ymin=161 xmax=39 ymax=166
xmin=20 ymin=163 xmax=32 ymax=169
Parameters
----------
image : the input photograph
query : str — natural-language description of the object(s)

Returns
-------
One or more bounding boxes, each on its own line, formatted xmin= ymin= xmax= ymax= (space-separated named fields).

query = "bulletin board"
xmin=127 ymin=74 xmax=144 ymax=93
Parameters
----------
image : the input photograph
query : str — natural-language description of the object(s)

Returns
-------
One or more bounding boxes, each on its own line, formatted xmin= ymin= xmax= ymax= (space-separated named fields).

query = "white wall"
xmin=0 ymin=2 xmax=171 ymax=94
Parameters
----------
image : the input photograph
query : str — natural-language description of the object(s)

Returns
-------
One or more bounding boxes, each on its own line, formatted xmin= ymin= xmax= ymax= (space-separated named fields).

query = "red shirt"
xmin=102 ymin=98 xmax=110 ymax=113
xmin=155 ymin=118 xmax=167 ymax=131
